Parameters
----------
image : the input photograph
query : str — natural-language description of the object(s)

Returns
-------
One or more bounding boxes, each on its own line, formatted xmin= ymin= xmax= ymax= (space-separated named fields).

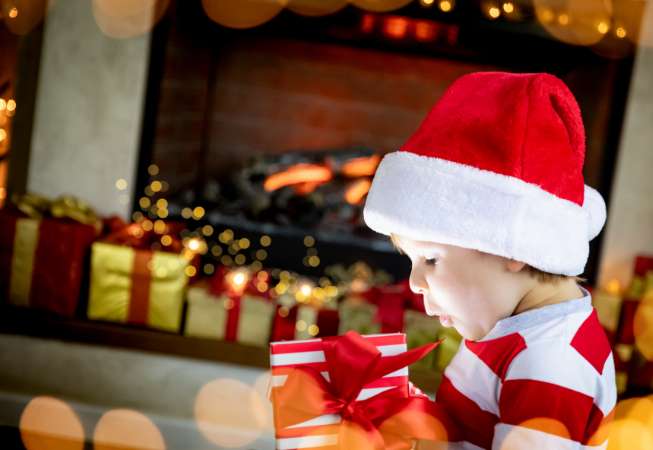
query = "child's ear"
xmin=505 ymin=259 xmax=526 ymax=273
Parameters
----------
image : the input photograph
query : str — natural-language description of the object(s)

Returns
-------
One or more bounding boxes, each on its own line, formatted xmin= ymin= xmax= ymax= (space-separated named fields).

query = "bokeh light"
xmin=351 ymin=0 xmax=413 ymax=13
xmin=92 ymin=0 xmax=170 ymax=39
xmin=93 ymin=409 xmax=165 ymax=450
xmin=194 ymin=378 xmax=267 ymax=448
xmin=499 ymin=417 xmax=569 ymax=449
xmin=379 ymin=408 xmax=449 ymax=449
xmin=287 ymin=0 xmax=347 ymax=16
xmin=19 ymin=396 xmax=84 ymax=450
xmin=253 ymin=371 xmax=275 ymax=431
xmin=634 ymin=295 xmax=653 ymax=360
xmin=1 ymin=0 xmax=51 ymax=35
xmin=534 ymin=0 xmax=613 ymax=46
xmin=584 ymin=396 xmax=653 ymax=449
xmin=202 ymin=0 xmax=287 ymax=30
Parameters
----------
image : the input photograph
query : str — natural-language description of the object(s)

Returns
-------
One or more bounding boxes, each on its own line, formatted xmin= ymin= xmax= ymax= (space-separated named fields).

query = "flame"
xmin=345 ymin=179 xmax=373 ymax=205
xmin=340 ymin=154 xmax=381 ymax=177
xmin=264 ymin=163 xmax=333 ymax=192
xmin=293 ymin=181 xmax=323 ymax=195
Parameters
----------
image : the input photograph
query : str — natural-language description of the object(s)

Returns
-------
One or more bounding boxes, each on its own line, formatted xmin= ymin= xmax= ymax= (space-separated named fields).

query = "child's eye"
xmin=425 ymin=258 xmax=438 ymax=266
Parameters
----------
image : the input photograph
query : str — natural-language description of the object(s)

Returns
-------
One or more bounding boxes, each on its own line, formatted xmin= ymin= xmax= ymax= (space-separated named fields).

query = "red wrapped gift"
xmin=271 ymin=300 xmax=340 ymax=341
xmin=634 ymin=255 xmax=653 ymax=277
xmin=270 ymin=331 xmax=460 ymax=449
xmin=266 ymin=273 xmax=340 ymax=342
xmin=340 ymin=279 xmax=422 ymax=335
xmin=0 ymin=207 xmax=97 ymax=317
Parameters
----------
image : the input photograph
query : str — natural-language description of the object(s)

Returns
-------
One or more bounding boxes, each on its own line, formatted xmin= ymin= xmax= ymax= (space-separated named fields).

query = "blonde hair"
xmin=390 ymin=233 xmax=586 ymax=284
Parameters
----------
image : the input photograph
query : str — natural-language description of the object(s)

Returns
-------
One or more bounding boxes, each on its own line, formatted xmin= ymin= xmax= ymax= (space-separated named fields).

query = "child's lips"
xmin=423 ymin=297 xmax=454 ymax=326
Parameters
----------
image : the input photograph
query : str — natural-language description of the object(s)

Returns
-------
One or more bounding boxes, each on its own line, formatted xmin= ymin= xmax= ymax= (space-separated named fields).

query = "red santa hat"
xmin=363 ymin=72 xmax=606 ymax=276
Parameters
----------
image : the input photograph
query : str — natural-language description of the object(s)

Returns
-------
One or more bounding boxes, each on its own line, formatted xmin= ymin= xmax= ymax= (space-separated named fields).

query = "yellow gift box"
xmin=184 ymin=284 xmax=275 ymax=346
xmin=87 ymin=242 xmax=189 ymax=332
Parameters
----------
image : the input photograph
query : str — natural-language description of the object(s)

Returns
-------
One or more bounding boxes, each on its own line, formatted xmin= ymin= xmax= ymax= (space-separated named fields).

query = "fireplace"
xmin=137 ymin=0 xmax=633 ymax=284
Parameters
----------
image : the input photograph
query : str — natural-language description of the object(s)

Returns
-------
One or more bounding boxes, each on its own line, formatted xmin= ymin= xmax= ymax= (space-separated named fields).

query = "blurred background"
xmin=0 ymin=0 xmax=652 ymax=449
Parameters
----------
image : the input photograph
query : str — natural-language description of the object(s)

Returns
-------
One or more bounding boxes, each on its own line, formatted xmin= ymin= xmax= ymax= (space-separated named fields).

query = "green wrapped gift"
xmin=337 ymin=295 xmax=381 ymax=335
xmin=405 ymin=309 xmax=441 ymax=371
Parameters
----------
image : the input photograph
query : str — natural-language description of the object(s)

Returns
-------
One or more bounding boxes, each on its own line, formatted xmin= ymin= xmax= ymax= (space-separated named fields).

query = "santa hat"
xmin=363 ymin=72 xmax=606 ymax=276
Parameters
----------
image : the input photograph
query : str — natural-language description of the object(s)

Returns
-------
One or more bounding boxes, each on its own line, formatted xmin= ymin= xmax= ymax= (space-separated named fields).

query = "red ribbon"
xmin=208 ymin=266 xmax=276 ymax=341
xmin=100 ymin=218 xmax=186 ymax=325
xmin=274 ymin=331 xmax=459 ymax=449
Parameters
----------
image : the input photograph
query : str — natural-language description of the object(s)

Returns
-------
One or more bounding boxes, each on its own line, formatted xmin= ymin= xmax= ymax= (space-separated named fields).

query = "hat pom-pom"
xmin=583 ymin=185 xmax=607 ymax=241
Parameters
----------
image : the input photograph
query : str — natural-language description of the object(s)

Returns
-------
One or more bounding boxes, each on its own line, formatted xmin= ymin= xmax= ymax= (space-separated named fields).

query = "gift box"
xmin=270 ymin=277 xmax=340 ymax=341
xmin=608 ymin=254 xmax=653 ymax=394
xmin=337 ymin=295 xmax=381 ymax=335
xmin=184 ymin=281 xmax=275 ymax=346
xmin=87 ymin=223 xmax=193 ymax=332
xmin=404 ymin=309 xmax=441 ymax=372
xmin=592 ymin=289 xmax=622 ymax=344
xmin=270 ymin=331 xmax=456 ymax=449
xmin=338 ymin=280 xmax=415 ymax=335
xmin=0 ymin=197 xmax=98 ymax=317
xmin=434 ymin=326 xmax=462 ymax=373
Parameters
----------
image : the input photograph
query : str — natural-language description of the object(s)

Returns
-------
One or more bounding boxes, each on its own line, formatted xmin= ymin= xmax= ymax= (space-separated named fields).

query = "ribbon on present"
xmin=274 ymin=331 xmax=460 ymax=449
xmin=206 ymin=266 xmax=275 ymax=342
xmin=99 ymin=221 xmax=188 ymax=326
xmin=13 ymin=193 xmax=101 ymax=231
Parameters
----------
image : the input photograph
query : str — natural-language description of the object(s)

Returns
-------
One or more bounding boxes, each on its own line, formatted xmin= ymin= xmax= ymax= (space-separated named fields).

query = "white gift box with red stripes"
xmin=269 ymin=333 xmax=409 ymax=450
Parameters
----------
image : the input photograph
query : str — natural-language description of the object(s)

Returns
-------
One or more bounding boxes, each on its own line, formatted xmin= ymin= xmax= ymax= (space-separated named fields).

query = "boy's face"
xmin=394 ymin=234 xmax=524 ymax=341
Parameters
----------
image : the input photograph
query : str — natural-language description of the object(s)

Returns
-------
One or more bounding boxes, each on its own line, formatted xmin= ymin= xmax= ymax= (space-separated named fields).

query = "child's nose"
xmin=408 ymin=266 xmax=428 ymax=295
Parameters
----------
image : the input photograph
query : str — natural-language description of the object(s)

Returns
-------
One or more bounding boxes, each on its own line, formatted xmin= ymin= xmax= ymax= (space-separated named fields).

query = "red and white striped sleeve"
xmin=491 ymin=311 xmax=616 ymax=449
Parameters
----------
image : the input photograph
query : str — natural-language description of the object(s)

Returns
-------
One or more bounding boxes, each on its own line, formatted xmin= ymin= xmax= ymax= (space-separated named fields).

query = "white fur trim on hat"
xmin=363 ymin=151 xmax=606 ymax=276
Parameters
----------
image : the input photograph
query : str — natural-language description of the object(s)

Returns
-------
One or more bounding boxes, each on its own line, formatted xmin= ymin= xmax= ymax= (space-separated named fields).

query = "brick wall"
xmin=151 ymin=30 xmax=493 ymax=192
xmin=205 ymin=36 xmax=493 ymax=176
xmin=151 ymin=21 xmax=212 ymax=192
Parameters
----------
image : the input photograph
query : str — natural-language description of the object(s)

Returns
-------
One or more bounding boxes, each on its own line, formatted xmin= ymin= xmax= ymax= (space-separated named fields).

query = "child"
xmin=363 ymin=72 xmax=616 ymax=449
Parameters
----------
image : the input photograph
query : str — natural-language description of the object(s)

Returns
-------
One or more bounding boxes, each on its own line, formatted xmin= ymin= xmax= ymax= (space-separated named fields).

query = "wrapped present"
xmin=338 ymin=294 xmax=381 ymax=335
xmin=184 ymin=276 xmax=275 ymax=346
xmin=269 ymin=275 xmax=340 ymax=341
xmin=634 ymin=255 xmax=653 ymax=278
xmin=338 ymin=280 xmax=416 ymax=335
xmin=271 ymin=294 xmax=300 ymax=342
xmin=0 ymin=194 xmax=99 ymax=317
xmin=270 ymin=331 xmax=459 ymax=449
xmin=87 ymin=222 xmax=194 ymax=332
xmin=614 ymin=258 xmax=653 ymax=346
xmin=434 ymin=326 xmax=462 ymax=373
xmin=295 ymin=296 xmax=339 ymax=341
xmin=404 ymin=309 xmax=441 ymax=372
xmin=613 ymin=344 xmax=632 ymax=395
xmin=592 ymin=289 xmax=622 ymax=344
xmin=272 ymin=296 xmax=340 ymax=341
xmin=610 ymin=255 xmax=653 ymax=393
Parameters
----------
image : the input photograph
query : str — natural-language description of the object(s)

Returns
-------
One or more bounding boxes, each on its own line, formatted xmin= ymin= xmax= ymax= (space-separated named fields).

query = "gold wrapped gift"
xmin=184 ymin=284 xmax=275 ymax=346
xmin=87 ymin=242 xmax=188 ymax=332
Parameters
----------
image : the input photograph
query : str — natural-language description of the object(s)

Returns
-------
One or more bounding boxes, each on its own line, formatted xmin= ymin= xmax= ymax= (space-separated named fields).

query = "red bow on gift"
xmin=274 ymin=331 xmax=460 ymax=450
